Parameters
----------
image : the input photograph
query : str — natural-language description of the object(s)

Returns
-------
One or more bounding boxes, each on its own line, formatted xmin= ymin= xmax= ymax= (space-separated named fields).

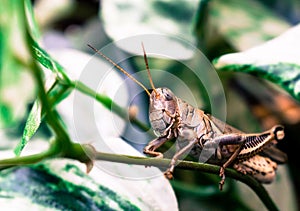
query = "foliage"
xmin=0 ymin=0 xmax=299 ymax=210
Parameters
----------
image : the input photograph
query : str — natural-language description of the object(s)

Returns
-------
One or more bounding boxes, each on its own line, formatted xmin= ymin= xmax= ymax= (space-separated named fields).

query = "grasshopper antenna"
xmin=87 ymin=44 xmax=151 ymax=96
xmin=141 ymin=43 xmax=158 ymax=96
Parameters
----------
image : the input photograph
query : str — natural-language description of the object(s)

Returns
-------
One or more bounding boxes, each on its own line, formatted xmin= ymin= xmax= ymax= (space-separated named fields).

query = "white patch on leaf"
xmin=215 ymin=24 xmax=300 ymax=67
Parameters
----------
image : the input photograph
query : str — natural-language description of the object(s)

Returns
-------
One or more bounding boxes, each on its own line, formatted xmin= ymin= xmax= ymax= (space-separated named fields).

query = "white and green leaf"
xmin=101 ymin=0 xmax=200 ymax=59
xmin=214 ymin=24 xmax=300 ymax=102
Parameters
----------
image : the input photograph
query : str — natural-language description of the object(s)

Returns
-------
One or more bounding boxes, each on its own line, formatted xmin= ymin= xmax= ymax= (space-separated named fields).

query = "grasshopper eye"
xmin=162 ymin=88 xmax=174 ymax=101
xmin=164 ymin=92 xmax=173 ymax=101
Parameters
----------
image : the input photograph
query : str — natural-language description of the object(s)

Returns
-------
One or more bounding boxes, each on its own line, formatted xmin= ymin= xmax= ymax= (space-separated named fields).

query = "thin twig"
xmin=92 ymin=150 xmax=278 ymax=211
xmin=0 ymin=142 xmax=61 ymax=170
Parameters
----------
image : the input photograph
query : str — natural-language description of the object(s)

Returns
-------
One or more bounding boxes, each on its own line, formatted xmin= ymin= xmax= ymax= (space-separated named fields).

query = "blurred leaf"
xmin=0 ymin=159 xmax=140 ymax=210
xmin=50 ymin=48 xmax=130 ymax=142
xmin=24 ymin=0 xmax=41 ymax=40
xmin=0 ymin=1 xmax=35 ymax=128
xmin=200 ymin=0 xmax=290 ymax=52
xmin=11 ymin=1 xmax=74 ymax=155
xmin=235 ymin=166 xmax=297 ymax=211
xmin=0 ymin=151 xmax=178 ymax=209
xmin=14 ymin=73 xmax=66 ymax=156
xmin=219 ymin=63 xmax=300 ymax=102
xmin=24 ymin=0 xmax=71 ymax=84
xmin=101 ymin=0 xmax=201 ymax=59
xmin=214 ymin=24 xmax=300 ymax=102
xmin=27 ymin=37 xmax=71 ymax=84
xmin=33 ymin=0 xmax=75 ymax=30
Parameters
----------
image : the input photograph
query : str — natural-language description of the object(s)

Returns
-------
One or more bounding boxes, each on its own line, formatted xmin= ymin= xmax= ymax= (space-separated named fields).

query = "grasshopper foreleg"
xmin=143 ymin=134 xmax=174 ymax=158
xmin=165 ymin=137 xmax=199 ymax=179
xmin=164 ymin=128 xmax=198 ymax=179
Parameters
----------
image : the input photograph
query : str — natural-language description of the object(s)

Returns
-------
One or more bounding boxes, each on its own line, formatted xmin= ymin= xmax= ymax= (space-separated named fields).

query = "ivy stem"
xmin=91 ymin=150 xmax=278 ymax=211
xmin=0 ymin=140 xmax=61 ymax=170
xmin=22 ymin=0 xmax=73 ymax=154
xmin=0 ymin=141 xmax=279 ymax=211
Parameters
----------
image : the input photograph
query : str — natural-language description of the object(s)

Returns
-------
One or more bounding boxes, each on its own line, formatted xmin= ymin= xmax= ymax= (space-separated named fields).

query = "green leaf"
xmin=216 ymin=63 xmax=300 ymax=101
xmin=214 ymin=24 xmax=300 ymax=102
xmin=14 ymin=76 xmax=73 ymax=156
xmin=0 ymin=1 xmax=35 ymax=128
xmin=27 ymin=36 xmax=71 ymax=84
xmin=23 ymin=0 xmax=71 ymax=84
xmin=0 ymin=159 xmax=140 ymax=210
xmin=101 ymin=0 xmax=200 ymax=58
xmin=24 ymin=0 xmax=40 ymax=40
xmin=0 ymin=104 xmax=13 ymax=126
xmin=11 ymin=0 xmax=74 ymax=154
xmin=203 ymin=0 xmax=290 ymax=51
xmin=14 ymin=100 xmax=42 ymax=156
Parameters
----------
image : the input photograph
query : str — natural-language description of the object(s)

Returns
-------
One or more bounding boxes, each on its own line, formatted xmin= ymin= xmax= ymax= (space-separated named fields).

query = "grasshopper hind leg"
xmin=234 ymin=155 xmax=278 ymax=183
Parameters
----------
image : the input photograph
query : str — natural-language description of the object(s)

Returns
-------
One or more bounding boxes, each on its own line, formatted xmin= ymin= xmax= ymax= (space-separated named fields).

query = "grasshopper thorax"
xmin=149 ymin=88 xmax=178 ymax=136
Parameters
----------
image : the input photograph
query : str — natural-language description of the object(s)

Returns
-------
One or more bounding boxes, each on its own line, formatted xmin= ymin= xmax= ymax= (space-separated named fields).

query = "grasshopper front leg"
xmin=164 ymin=128 xmax=199 ymax=179
xmin=164 ymin=138 xmax=199 ymax=179
xmin=143 ymin=134 xmax=174 ymax=158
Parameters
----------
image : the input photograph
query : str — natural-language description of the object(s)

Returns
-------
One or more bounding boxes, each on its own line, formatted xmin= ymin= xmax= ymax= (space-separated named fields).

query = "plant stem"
xmin=92 ymin=150 xmax=278 ymax=211
xmin=0 ymin=141 xmax=61 ymax=170
xmin=22 ymin=1 xmax=73 ymax=153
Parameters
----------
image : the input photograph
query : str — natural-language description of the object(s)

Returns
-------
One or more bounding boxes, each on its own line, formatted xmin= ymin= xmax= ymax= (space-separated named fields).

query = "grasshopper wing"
xmin=261 ymin=145 xmax=287 ymax=164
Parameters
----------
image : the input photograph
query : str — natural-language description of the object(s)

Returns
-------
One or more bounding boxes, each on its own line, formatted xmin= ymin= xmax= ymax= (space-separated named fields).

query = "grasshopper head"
xmin=149 ymin=88 xmax=178 ymax=136
xmin=87 ymin=44 xmax=178 ymax=137
xmin=150 ymin=88 xmax=177 ymax=113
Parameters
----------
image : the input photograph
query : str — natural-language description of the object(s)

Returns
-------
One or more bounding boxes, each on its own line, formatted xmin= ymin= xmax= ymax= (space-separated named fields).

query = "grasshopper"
xmin=88 ymin=44 xmax=287 ymax=190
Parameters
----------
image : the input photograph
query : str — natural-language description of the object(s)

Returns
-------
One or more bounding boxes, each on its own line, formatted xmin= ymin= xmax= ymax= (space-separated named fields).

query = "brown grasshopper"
xmin=88 ymin=44 xmax=287 ymax=190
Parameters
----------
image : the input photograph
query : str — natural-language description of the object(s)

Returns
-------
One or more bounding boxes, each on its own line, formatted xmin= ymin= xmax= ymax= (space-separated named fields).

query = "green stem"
xmin=0 ymin=135 xmax=279 ymax=211
xmin=22 ymin=0 xmax=73 ymax=153
xmin=92 ymin=151 xmax=278 ymax=211
xmin=28 ymin=57 xmax=72 ymax=149
xmin=0 ymin=141 xmax=61 ymax=170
